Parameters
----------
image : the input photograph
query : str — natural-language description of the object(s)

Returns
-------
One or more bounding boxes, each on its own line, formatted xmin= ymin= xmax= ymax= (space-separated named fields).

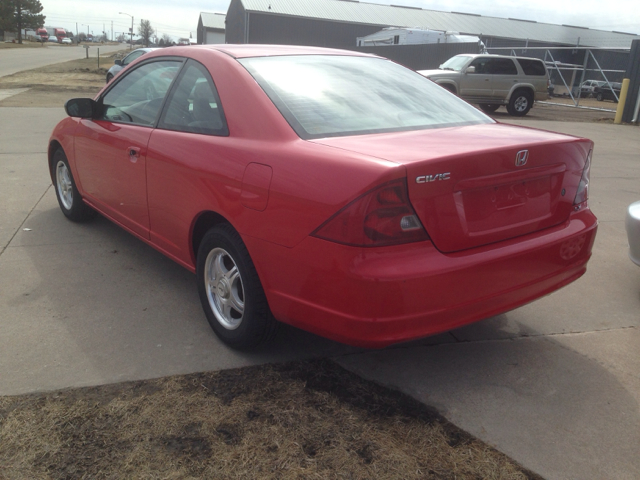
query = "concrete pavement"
xmin=338 ymin=121 xmax=640 ymax=480
xmin=1 ymin=105 xmax=639 ymax=479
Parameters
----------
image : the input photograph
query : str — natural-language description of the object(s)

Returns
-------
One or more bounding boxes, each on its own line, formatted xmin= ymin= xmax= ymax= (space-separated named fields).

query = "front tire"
xmin=106 ymin=73 xmax=113 ymax=83
xmin=479 ymin=104 xmax=500 ymax=113
xmin=52 ymin=148 xmax=96 ymax=222
xmin=196 ymin=224 xmax=278 ymax=350
xmin=507 ymin=89 xmax=533 ymax=116
xmin=596 ymin=92 xmax=603 ymax=101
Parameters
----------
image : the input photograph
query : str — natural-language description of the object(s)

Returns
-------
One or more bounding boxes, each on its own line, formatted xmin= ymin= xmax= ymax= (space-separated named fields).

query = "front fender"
xmin=48 ymin=117 xmax=80 ymax=187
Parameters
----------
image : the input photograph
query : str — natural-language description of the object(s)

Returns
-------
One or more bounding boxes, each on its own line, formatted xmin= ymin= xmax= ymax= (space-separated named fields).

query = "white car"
xmin=61 ymin=37 xmax=72 ymax=44
xmin=626 ymin=201 xmax=640 ymax=266
xmin=106 ymin=48 xmax=159 ymax=82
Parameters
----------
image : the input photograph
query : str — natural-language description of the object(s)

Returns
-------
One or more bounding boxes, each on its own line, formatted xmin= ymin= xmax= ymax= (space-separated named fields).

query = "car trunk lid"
xmin=311 ymin=123 xmax=592 ymax=252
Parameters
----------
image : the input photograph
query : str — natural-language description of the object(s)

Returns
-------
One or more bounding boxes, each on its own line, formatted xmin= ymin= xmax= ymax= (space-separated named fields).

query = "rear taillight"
xmin=312 ymin=179 xmax=430 ymax=247
xmin=573 ymin=149 xmax=592 ymax=207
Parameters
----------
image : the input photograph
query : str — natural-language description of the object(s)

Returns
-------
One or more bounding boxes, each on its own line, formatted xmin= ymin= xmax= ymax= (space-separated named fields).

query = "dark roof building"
xmin=225 ymin=0 xmax=640 ymax=49
xmin=197 ymin=12 xmax=226 ymax=44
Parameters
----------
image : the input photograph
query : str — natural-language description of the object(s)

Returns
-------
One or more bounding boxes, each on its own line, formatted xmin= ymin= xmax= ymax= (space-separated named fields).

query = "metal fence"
xmin=487 ymin=46 xmax=629 ymax=112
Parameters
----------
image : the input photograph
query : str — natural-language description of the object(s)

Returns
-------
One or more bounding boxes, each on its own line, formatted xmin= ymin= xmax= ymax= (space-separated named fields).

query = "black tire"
xmin=51 ymin=148 xmax=97 ymax=222
xmin=196 ymin=224 xmax=278 ymax=350
xmin=106 ymin=73 xmax=113 ymax=83
xmin=507 ymin=89 xmax=533 ymax=116
xmin=479 ymin=104 xmax=500 ymax=113
xmin=596 ymin=93 xmax=603 ymax=101
xmin=440 ymin=84 xmax=457 ymax=95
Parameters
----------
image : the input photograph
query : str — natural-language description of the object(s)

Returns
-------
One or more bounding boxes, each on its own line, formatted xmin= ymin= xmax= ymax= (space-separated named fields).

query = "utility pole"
xmin=111 ymin=21 xmax=113 ymax=42
xmin=119 ymin=12 xmax=134 ymax=50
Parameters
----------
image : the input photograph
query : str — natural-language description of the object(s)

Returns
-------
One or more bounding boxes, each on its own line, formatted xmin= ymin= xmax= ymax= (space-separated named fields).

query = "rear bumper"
xmin=245 ymin=208 xmax=598 ymax=348
xmin=626 ymin=201 xmax=640 ymax=266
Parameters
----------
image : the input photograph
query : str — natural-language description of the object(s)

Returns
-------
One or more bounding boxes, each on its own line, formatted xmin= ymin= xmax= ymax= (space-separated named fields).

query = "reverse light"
xmin=312 ymin=179 xmax=430 ymax=247
xmin=573 ymin=149 xmax=592 ymax=207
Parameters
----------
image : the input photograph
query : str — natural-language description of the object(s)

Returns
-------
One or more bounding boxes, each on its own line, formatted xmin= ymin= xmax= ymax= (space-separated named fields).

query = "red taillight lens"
xmin=312 ymin=179 xmax=430 ymax=247
xmin=573 ymin=149 xmax=592 ymax=206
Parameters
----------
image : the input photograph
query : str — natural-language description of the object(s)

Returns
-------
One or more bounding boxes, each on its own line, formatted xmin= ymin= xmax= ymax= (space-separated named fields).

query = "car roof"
xmin=455 ymin=53 xmax=544 ymax=62
xmin=155 ymin=44 xmax=377 ymax=59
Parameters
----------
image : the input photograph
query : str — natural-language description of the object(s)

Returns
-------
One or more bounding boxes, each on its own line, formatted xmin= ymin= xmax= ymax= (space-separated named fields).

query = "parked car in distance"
xmin=61 ymin=37 xmax=72 ymax=44
xmin=47 ymin=36 xmax=58 ymax=43
xmin=626 ymin=201 xmax=640 ymax=266
xmin=51 ymin=45 xmax=597 ymax=350
xmin=106 ymin=48 xmax=159 ymax=82
xmin=418 ymin=54 xmax=549 ymax=116
xmin=594 ymin=82 xmax=621 ymax=102
xmin=572 ymin=80 xmax=605 ymax=98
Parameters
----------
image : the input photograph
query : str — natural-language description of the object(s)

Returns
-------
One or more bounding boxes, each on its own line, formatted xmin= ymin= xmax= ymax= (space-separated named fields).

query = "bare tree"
xmin=161 ymin=33 xmax=172 ymax=46
xmin=137 ymin=19 xmax=155 ymax=47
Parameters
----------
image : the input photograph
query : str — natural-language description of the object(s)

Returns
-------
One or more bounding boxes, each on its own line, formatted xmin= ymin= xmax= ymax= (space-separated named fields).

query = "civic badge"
xmin=515 ymin=150 xmax=529 ymax=167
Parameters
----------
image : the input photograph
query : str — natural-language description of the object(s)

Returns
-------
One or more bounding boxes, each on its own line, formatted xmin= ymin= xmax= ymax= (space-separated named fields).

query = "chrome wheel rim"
xmin=205 ymin=247 xmax=245 ymax=330
xmin=56 ymin=160 xmax=73 ymax=210
xmin=514 ymin=96 xmax=529 ymax=112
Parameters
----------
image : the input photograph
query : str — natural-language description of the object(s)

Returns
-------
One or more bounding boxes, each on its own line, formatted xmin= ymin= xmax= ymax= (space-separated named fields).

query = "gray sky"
xmin=43 ymin=0 xmax=640 ymax=40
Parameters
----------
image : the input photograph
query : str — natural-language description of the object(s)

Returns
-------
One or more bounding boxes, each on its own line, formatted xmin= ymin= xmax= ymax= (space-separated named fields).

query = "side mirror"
xmin=65 ymin=98 xmax=97 ymax=118
xmin=466 ymin=66 xmax=476 ymax=74
xmin=114 ymin=59 xmax=123 ymax=66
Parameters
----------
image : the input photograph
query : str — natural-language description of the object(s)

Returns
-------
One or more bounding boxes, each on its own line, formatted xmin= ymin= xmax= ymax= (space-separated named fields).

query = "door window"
xmin=469 ymin=57 xmax=491 ymax=74
xmin=99 ymin=60 xmax=181 ymax=126
xmin=158 ymin=60 xmax=229 ymax=136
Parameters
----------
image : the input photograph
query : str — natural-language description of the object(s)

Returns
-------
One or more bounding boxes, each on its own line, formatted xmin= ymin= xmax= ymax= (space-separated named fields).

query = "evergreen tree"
xmin=0 ymin=0 xmax=45 ymax=44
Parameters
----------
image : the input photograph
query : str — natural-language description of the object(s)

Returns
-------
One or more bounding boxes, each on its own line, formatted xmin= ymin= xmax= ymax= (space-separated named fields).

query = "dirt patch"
xmin=487 ymin=101 xmax=616 ymax=123
xmin=0 ymin=359 xmax=541 ymax=479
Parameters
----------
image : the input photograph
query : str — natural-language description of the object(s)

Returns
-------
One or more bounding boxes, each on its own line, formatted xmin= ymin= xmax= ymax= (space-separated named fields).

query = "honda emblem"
xmin=515 ymin=150 xmax=529 ymax=167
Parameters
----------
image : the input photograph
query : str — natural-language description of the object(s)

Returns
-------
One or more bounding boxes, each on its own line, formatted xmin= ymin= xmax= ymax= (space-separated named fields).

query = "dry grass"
xmin=0 ymin=360 xmax=541 ymax=479
xmin=0 ymin=41 xmax=43 ymax=49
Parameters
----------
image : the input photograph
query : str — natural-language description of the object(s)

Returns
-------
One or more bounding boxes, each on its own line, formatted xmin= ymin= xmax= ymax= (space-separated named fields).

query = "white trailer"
xmin=357 ymin=27 xmax=485 ymax=50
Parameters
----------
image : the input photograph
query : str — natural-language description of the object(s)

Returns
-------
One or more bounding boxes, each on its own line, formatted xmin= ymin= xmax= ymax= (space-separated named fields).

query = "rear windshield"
xmin=239 ymin=55 xmax=492 ymax=140
xmin=516 ymin=58 xmax=547 ymax=76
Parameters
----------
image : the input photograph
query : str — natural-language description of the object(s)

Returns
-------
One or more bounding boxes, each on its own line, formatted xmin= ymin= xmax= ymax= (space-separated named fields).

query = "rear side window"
xmin=517 ymin=59 xmax=547 ymax=76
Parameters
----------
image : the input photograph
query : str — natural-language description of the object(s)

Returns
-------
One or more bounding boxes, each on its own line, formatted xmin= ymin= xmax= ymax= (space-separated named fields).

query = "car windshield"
xmin=239 ymin=55 xmax=492 ymax=139
xmin=439 ymin=55 xmax=471 ymax=71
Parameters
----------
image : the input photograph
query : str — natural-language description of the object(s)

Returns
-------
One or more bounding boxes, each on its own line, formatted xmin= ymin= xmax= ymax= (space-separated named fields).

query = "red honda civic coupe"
xmin=49 ymin=45 xmax=597 ymax=350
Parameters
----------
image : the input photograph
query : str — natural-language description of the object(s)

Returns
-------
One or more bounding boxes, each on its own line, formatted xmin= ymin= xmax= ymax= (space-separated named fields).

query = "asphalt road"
xmin=1 ymin=95 xmax=639 ymax=478
xmin=0 ymin=44 xmax=125 ymax=78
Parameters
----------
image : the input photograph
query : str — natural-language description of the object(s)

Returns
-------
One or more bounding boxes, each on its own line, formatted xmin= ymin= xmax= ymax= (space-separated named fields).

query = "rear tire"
xmin=52 ymin=148 xmax=96 ymax=222
xmin=596 ymin=93 xmax=603 ymax=101
xmin=479 ymin=104 xmax=500 ymax=113
xmin=507 ymin=89 xmax=533 ymax=116
xmin=196 ymin=224 xmax=278 ymax=350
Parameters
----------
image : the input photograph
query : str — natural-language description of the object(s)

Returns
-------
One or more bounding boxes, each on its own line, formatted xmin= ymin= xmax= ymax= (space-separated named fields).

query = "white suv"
xmin=418 ymin=54 xmax=549 ymax=116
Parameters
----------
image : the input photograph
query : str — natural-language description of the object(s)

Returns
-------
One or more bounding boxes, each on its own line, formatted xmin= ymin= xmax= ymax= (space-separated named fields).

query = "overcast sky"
xmin=42 ymin=0 xmax=640 ymax=41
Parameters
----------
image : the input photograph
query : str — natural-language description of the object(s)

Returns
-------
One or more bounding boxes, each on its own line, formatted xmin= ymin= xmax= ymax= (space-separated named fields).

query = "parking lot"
xmin=0 ymin=52 xmax=639 ymax=479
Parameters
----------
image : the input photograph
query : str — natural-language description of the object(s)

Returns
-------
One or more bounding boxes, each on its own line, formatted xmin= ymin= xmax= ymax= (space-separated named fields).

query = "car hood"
xmin=417 ymin=69 xmax=458 ymax=78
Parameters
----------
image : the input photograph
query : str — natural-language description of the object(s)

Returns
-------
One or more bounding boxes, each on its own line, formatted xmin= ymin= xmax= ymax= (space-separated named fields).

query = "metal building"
xmin=225 ymin=0 xmax=640 ymax=49
xmin=197 ymin=12 xmax=226 ymax=45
